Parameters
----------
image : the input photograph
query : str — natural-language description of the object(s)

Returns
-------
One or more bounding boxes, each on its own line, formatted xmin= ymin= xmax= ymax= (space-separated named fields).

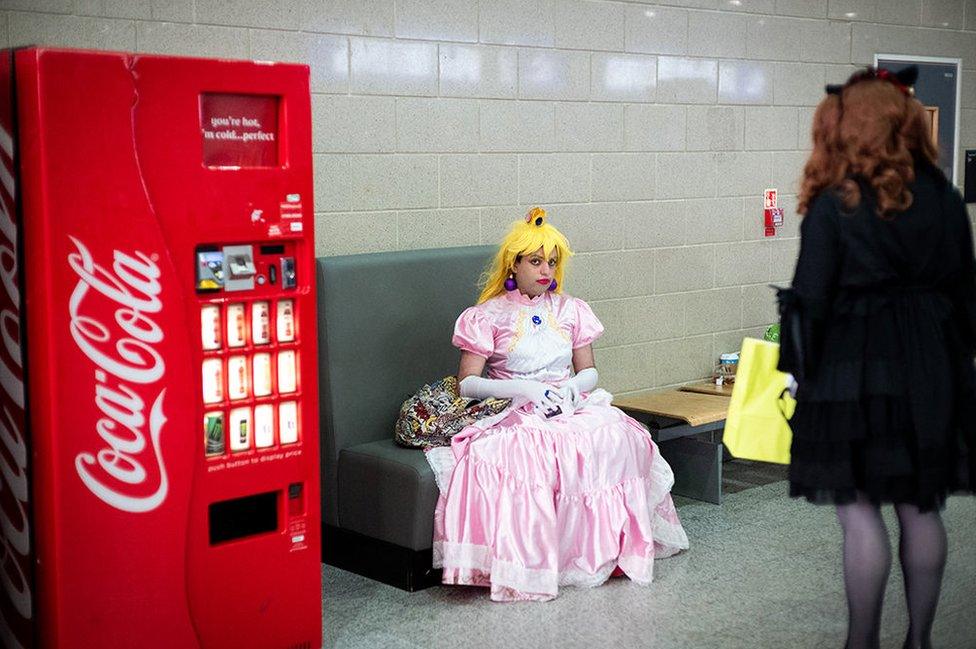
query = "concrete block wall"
xmin=5 ymin=0 xmax=976 ymax=393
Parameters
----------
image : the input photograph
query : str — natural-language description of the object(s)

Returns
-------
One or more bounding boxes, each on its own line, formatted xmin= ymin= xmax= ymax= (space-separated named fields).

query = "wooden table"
xmin=614 ymin=389 xmax=730 ymax=429
xmin=678 ymin=380 xmax=734 ymax=397
xmin=613 ymin=388 xmax=731 ymax=504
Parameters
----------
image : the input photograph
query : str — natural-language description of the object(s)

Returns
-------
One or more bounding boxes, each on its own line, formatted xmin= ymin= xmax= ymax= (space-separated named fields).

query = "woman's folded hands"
xmin=459 ymin=375 xmax=563 ymax=411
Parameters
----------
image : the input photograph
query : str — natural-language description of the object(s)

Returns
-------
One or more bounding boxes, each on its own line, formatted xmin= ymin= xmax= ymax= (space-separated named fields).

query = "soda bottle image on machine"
xmin=0 ymin=48 xmax=321 ymax=648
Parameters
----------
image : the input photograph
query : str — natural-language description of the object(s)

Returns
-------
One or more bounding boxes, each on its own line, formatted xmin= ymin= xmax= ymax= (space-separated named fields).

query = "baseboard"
xmin=322 ymin=524 xmax=442 ymax=592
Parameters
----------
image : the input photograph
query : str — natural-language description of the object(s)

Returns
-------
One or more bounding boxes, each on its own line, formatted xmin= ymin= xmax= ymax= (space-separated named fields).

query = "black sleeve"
xmin=778 ymin=193 xmax=842 ymax=378
xmin=947 ymin=189 xmax=976 ymax=354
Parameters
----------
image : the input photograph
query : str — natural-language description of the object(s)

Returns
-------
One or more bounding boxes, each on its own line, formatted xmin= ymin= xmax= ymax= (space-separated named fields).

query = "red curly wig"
xmin=797 ymin=79 xmax=939 ymax=218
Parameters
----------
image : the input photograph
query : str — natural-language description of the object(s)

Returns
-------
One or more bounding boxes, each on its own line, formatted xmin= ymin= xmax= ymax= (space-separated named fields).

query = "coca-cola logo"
xmin=67 ymin=236 xmax=169 ymax=513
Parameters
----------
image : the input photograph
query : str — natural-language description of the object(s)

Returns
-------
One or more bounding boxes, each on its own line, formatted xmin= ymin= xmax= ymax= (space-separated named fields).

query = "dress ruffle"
xmin=789 ymin=291 xmax=976 ymax=511
xmin=432 ymin=397 xmax=689 ymax=602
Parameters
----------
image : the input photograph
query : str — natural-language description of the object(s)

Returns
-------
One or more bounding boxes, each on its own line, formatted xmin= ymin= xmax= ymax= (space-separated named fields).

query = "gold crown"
xmin=525 ymin=206 xmax=547 ymax=226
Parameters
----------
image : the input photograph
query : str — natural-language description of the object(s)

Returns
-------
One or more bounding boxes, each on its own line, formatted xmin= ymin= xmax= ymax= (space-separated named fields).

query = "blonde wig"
xmin=477 ymin=207 xmax=573 ymax=304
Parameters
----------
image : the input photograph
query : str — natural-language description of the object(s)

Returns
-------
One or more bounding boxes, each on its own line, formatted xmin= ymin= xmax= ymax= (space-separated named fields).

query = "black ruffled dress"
xmin=782 ymin=162 xmax=976 ymax=512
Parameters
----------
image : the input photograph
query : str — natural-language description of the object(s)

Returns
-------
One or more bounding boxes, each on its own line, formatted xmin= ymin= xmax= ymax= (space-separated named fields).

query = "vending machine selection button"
xmin=200 ymin=305 xmax=222 ymax=350
xmin=253 ymin=353 xmax=272 ymax=396
xmin=229 ymin=407 xmax=252 ymax=452
xmin=279 ymin=402 xmax=298 ymax=444
xmin=202 ymin=359 xmax=224 ymax=404
xmin=254 ymin=404 xmax=274 ymax=448
xmin=252 ymin=301 xmax=271 ymax=344
xmin=227 ymin=303 xmax=246 ymax=347
xmin=204 ymin=412 xmax=225 ymax=456
xmin=228 ymin=355 xmax=249 ymax=400
xmin=277 ymin=350 xmax=297 ymax=393
xmin=276 ymin=299 xmax=295 ymax=342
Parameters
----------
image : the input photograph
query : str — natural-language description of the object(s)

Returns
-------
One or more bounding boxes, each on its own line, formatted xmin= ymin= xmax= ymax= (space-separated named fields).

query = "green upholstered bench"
xmin=316 ymin=246 xmax=493 ymax=590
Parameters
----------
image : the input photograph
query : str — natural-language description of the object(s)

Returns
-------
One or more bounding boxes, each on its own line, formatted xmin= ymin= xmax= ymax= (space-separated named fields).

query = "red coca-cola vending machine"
xmin=0 ymin=47 xmax=321 ymax=648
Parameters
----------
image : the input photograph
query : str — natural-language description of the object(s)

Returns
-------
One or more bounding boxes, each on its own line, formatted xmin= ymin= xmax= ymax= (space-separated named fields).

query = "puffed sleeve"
xmin=572 ymin=298 xmax=605 ymax=348
xmin=452 ymin=306 xmax=495 ymax=358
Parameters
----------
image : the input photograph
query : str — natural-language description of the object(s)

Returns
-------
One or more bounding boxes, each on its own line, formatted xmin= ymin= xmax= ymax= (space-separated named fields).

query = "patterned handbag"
xmin=394 ymin=376 xmax=511 ymax=449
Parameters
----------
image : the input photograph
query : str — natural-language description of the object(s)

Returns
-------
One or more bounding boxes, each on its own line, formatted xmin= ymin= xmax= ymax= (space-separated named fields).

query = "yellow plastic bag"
xmin=724 ymin=337 xmax=795 ymax=465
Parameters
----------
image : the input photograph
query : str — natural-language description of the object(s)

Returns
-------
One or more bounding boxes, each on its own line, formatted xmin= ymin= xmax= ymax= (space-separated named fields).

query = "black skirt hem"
xmin=786 ymin=482 xmax=967 ymax=513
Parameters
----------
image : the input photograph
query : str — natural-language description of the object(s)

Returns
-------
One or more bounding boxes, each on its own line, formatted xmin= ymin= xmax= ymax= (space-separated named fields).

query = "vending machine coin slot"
xmin=208 ymin=491 xmax=279 ymax=545
xmin=281 ymin=256 xmax=296 ymax=289
xmin=268 ymin=264 xmax=277 ymax=284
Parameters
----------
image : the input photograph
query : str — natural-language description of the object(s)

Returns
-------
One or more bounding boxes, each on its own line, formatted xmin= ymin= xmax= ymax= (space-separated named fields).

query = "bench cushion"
xmin=337 ymin=440 xmax=438 ymax=551
xmin=317 ymin=246 xmax=494 ymax=528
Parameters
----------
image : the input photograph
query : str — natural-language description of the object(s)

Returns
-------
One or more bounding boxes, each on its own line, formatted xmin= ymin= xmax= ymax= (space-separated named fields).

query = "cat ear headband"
xmin=825 ymin=65 xmax=917 ymax=96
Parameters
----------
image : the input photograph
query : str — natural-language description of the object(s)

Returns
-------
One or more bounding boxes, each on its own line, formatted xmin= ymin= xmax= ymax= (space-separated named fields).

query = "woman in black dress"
xmin=784 ymin=67 xmax=976 ymax=649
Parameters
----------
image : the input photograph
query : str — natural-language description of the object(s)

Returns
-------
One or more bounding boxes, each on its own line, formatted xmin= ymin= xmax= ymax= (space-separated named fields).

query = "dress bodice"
xmin=452 ymin=290 xmax=604 ymax=384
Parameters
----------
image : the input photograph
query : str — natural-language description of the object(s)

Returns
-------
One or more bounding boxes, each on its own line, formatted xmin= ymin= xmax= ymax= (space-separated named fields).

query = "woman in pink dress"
xmin=431 ymin=207 xmax=688 ymax=602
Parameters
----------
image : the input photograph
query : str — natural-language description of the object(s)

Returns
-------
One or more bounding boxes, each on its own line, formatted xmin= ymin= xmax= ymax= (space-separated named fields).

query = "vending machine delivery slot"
xmin=209 ymin=491 xmax=279 ymax=545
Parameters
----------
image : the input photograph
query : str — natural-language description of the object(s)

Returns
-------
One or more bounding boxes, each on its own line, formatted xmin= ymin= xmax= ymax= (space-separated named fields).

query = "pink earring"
xmin=504 ymin=275 xmax=517 ymax=291
xmin=548 ymin=279 xmax=557 ymax=291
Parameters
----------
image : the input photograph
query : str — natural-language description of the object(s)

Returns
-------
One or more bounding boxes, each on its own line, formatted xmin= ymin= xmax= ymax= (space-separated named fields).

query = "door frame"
xmin=875 ymin=54 xmax=963 ymax=186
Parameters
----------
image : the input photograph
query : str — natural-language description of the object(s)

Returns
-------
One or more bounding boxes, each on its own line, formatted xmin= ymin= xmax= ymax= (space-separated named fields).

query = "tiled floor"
xmin=322 ymin=468 xmax=976 ymax=649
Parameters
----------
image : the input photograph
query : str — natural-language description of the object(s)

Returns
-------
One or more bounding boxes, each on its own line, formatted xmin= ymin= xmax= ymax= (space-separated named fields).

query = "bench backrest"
xmin=316 ymin=246 xmax=494 ymax=526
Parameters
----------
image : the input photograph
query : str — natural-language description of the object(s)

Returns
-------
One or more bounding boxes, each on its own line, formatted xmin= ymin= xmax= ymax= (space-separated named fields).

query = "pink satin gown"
xmin=430 ymin=290 xmax=689 ymax=602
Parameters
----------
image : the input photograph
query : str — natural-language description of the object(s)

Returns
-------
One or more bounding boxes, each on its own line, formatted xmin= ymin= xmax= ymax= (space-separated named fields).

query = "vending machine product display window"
xmin=196 ymin=243 xmax=302 ymax=458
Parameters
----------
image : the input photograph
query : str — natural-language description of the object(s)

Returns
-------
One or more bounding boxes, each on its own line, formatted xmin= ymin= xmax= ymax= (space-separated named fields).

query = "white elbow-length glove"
xmin=559 ymin=367 xmax=598 ymax=407
xmin=458 ymin=375 xmax=562 ymax=411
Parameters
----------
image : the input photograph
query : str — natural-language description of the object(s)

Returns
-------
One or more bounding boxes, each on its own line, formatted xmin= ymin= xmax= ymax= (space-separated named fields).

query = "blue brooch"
xmin=531 ymin=315 xmax=542 ymax=325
